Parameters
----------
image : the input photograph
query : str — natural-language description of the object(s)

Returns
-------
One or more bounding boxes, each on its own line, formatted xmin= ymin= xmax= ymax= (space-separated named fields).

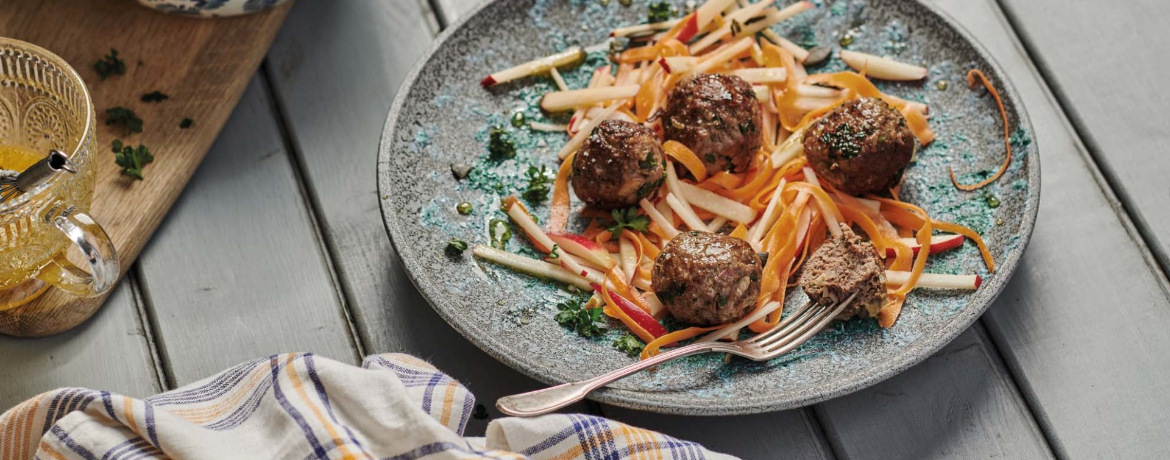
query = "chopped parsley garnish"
xmin=606 ymin=207 xmax=650 ymax=237
xmin=111 ymin=140 xmax=153 ymax=180
xmin=554 ymin=296 xmax=607 ymax=337
xmin=648 ymin=2 xmax=672 ymax=23
xmin=105 ymin=107 xmax=143 ymax=135
xmin=179 ymin=118 xmax=193 ymax=129
xmin=613 ymin=334 xmax=644 ymax=357
xmin=522 ymin=165 xmax=552 ymax=203
xmin=638 ymin=151 xmax=659 ymax=170
xmin=729 ymin=19 xmax=743 ymax=36
xmin=93 ymin=49 xmax=125 ymax=80
xmin=141 ymin=91 xmax=169 ymax=103
xmin=487 ymin=126 xmax=516 ymax=160
xmin=446 ymin=238 xmax=469 ymax=256
xmin=818 ymin=123 xmax=869 ymax=159
xmin=549 ymin=244 xmax=560 ymax=259
xmin=489 ymin=218 xmax=512 ymax=249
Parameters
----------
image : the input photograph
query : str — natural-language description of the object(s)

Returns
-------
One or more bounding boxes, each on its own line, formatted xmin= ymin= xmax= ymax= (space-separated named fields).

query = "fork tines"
xmin=745 ymin=292 xmax=858 ymax=359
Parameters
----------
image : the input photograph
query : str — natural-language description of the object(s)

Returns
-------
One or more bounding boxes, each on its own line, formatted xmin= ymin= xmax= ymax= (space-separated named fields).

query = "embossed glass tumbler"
xmin=0 ymin=38 xmax=118 ymax=311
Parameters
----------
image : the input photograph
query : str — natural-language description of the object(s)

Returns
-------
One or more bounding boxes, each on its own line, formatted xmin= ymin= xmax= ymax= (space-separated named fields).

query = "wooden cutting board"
xmin=0 ymin=0 xmax=291 ymax=336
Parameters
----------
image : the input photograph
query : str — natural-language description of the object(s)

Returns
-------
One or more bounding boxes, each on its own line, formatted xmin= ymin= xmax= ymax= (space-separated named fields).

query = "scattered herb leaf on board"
xmin=111 ymin=140 xmax=153 ymax=180
xmin=93 ymin=49 xmax=125 ymax=80
xmin=105 ymin=107 xmax=143 ymax=134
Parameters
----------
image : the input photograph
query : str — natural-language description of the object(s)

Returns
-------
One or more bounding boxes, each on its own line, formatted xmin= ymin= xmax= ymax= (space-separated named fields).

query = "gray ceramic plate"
xmin=378 ymin=0 xmax=1039 ymax=415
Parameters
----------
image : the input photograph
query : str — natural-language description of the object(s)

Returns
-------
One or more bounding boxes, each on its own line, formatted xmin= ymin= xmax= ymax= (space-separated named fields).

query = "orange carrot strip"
xmin=641 ymin=326 xmax=721 ymax=359
xmin=950 ymin=69 xmax=1012 ymax=191
xmin=663 ymin=140 xmax=709 ymax=181
xmin=729 ymin=223 xmax=748 ymax=239
xmin=549 ymin=152 xmax=575 ymax=232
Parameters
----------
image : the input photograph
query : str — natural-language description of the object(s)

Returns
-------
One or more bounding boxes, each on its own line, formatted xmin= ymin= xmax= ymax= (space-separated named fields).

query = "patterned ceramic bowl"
xmin=131 ymin=0 xmax=290 ymax=17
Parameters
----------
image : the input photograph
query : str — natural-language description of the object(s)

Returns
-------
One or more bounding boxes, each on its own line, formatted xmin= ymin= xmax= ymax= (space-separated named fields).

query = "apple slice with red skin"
xmin=549 ymin=232 xmax=618 ymax=270
xmin=884 ymin=234 xmax=964 ymax=258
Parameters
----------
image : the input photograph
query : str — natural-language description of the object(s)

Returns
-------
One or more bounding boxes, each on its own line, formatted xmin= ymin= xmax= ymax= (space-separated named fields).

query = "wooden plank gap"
xmin=991 ymin=0 xmax=1170 ymax=286
xmin=130 ymin=261 xmax=177 ymax=391
xmin=256 ymin=63 xmax=367 ymax=362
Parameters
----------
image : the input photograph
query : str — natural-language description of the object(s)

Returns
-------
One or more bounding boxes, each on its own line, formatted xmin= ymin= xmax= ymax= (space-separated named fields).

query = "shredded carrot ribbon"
xmin=600 ymin=282 xmax=658 ymax=343
xmin=663 ymin=140 xmax=709 ymax=181
xmin=641 ymin=326 xmax=721 ymax=359
xmin=950 ymin=69 xmax=1012 ymax=191
xmin=548 ymin=152 xmax=575 ymax=232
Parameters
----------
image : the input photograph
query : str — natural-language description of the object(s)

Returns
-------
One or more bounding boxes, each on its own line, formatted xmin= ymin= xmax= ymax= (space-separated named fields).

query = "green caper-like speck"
xmin=986 ymin=195 xmax=1001 ymax=208
xmin=937 ymin=80 xmax=949 ymax=90
xmin=511 ymin=112 xmax=526 ymax=127
xmin=456 ymin=202 xmax=473 ymax=215
xmin=618 ymin=0 xmax=631 ymax=6
xmin=839 ymin=34 xmax=854 ymax=47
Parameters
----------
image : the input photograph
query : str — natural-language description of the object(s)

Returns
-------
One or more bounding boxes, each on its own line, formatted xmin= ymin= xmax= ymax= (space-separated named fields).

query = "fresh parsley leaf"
xmin=613 ymin=334 xmax=644 ymax=357
xmin=179 ymin=118 xmax=193 ymax=129
xmin=489 ymin=219 xmax=512 ymax=249
xmin=549 ymin=244 xmax=560 ymax=259
xmin=446 ymin=238 xmax=469 ymax=256
xmin=141 ymin=91 xmax=169 ymax=103
xmin=648 ymin=2 xmax=672 ymax=23
xmin=105 ymin=107 xmax=143 ymax=135
xmin=554 ymin=296 xmax=606 ymax=337
xmin=606 ymin=207 xmax=650 ymax=237
xmin=111 ymin=139 xmax=153 ymax=180
xmin=93 ymin=49 xmax=125 ymax=80
xmin=522 ymin=165 xmax=552 ymax=203
xmin=487 ymin=126 xmax=516 ymax=160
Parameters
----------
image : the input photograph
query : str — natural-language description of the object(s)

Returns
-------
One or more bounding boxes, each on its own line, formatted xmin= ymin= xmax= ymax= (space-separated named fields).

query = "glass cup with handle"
xmin=0 ymin=38 xmax=118 ymax=311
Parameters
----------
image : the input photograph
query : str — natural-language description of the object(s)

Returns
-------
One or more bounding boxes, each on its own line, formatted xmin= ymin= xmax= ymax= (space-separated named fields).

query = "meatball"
xmin=571 ymin=120 xmax=666 ymax=209
xmin=798 ymin=224 xmax=886 ymax=320
xmin=663 ymin=74 xmax=763 ymax=175
xmin=652 ymin=231 xmax=762 ymax=326
xmin=802 ymin=97 xmax=915 ymax=195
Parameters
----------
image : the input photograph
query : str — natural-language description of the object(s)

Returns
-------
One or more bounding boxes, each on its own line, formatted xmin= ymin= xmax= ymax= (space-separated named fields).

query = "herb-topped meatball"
xmin=652 ymin=231 xmax=761 ymax=326
xmin=663 ymin=73 xmax=763 ymax=175
xmin=571 ymin=120 xmax=666 ymax=209
xmin=798 ymin=224 xmax=886 ymax=320
xmin=802 ymin=97 xmax=915 ymax=195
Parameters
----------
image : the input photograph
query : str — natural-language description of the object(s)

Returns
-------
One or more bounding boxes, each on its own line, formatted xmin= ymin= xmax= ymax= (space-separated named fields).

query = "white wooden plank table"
xmin=3 ymin=0 xmax=1170 ymax=458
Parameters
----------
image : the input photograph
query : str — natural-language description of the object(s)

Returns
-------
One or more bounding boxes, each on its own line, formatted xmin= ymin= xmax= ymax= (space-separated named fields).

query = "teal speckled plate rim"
xmin=378 ymin=0 xmax=1040 ymax=415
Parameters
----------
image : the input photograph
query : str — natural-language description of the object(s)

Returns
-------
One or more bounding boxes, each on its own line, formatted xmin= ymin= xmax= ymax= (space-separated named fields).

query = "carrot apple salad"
xmin=469 ymin=0 xmax=1014 ymax=360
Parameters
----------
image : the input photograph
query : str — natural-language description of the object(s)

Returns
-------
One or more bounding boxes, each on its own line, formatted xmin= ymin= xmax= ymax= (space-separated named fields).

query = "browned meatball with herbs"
xmin=652 ymin=231 xmax=761 ymax=326
xmin=798 ymin=224 xmax=886 ymax=320
xmin=663 ymin=73 xmax=763 ymax=175
xmin=802 ymin=97 xmax=915 ymax=195
xmin=571 ymin=120 xmax=666 ymax=209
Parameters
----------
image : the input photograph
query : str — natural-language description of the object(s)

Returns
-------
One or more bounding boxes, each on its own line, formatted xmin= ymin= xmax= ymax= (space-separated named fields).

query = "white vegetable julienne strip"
xmin=505 ymin=202 xmax=593 ymax=280
xmin=689 ymin=0 xmax=741 ymax=38
xmin=619 ymin=237 xmax=637 ymax=284
xmin=664 ymin=162 xmax=703 ymax=223
xmin=609 ymin=18 xmax=680 ymax=38
xmin=747 ymin=178 xmax=786 ymax=248
xmin=549 ymin=67 xmax=569 ymax=91
xmin=707 ymin=216 xmax=728 ymax=232
xmin=542 ymin=85 xmax=639 ymax=112
xmin=666 ymin=193 xmax=708 ymax=231
xmin=839 ymin=50 xmax=928 ymax=81
xmin=586 ymin=106 xmax=635 ymax=123
xmin=482 ymin=47 xmax=586 ymax=87
xmin=732 ymin=67 xmax=788 ymax=84
xmin=884 ymin=94 xmax=929 ymax=115
xmin=633 ymin=276 xmax=653 ymax=292
xmin=792 ymin=96 xmax=838 ymax=113
xmin=642 ymin=293 xmax=667 ymax=319
xmin=797 ymin=84 xmax=841 ymax=98
xmin=770 ymin=124 xmax=806 ymax=165
xmin=656 ymin=198 xmax=674 ymax=224
xmin=529 ymin=121 xmax=568 ymax=132
xmin=677 ymin=181 xmax=757 ymax=224
xmin=473 ymin=245 xmax=593 ymax=290
xmin=701 ymin=300 xmax=782 ymax=342
xmin=659 ymin=56 xmax=700 ymax=75
xmin=689 ymin=1 xmax=778 ymax=54
xmin=753 ymin=85 xmax=771 ymax=103
xmin=750 ymin=42 xmax=765 ymax=67
xmin=760 ymin=29 xmax=809 ymax=62
xmin=802 ymin=166 xmax=841 ymax=237
xmin=885 ymin=271 xmax=981 ymax=290
xmin=557 ymin=103 xmax=622 ymax=159
xmin=686 ymin=37 xmax=754 ymax=77
xmin=728 ymin=4 xmax=811 ymax=44
xmin=640 ymin=198 xmax=680 ymax=239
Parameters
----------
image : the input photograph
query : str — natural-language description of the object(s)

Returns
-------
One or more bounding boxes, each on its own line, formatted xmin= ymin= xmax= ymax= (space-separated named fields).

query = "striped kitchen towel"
xmin=0 ymin=353 xmax=736 ymax=460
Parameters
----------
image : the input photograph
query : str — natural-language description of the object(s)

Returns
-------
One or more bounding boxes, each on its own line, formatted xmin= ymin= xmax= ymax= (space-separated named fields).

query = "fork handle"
xmin=497 ymin=341 xmax=738 ymax=417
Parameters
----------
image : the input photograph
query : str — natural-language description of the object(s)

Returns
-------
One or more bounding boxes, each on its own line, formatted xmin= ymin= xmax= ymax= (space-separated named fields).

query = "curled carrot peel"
xmin=641 ymin=326 xmax=721 ymax=359
xmin=950 ymin=69 xmax=1011 ymax=191
xmin=663 ymin=140 xmax=709 ymax=181
xmin=548 ymin=152 xmax=575 ymax=232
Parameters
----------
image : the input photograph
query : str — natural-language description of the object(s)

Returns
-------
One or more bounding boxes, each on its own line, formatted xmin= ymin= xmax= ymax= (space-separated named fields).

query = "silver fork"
xmin=497 ymin=292 xmax=858 ymax=417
